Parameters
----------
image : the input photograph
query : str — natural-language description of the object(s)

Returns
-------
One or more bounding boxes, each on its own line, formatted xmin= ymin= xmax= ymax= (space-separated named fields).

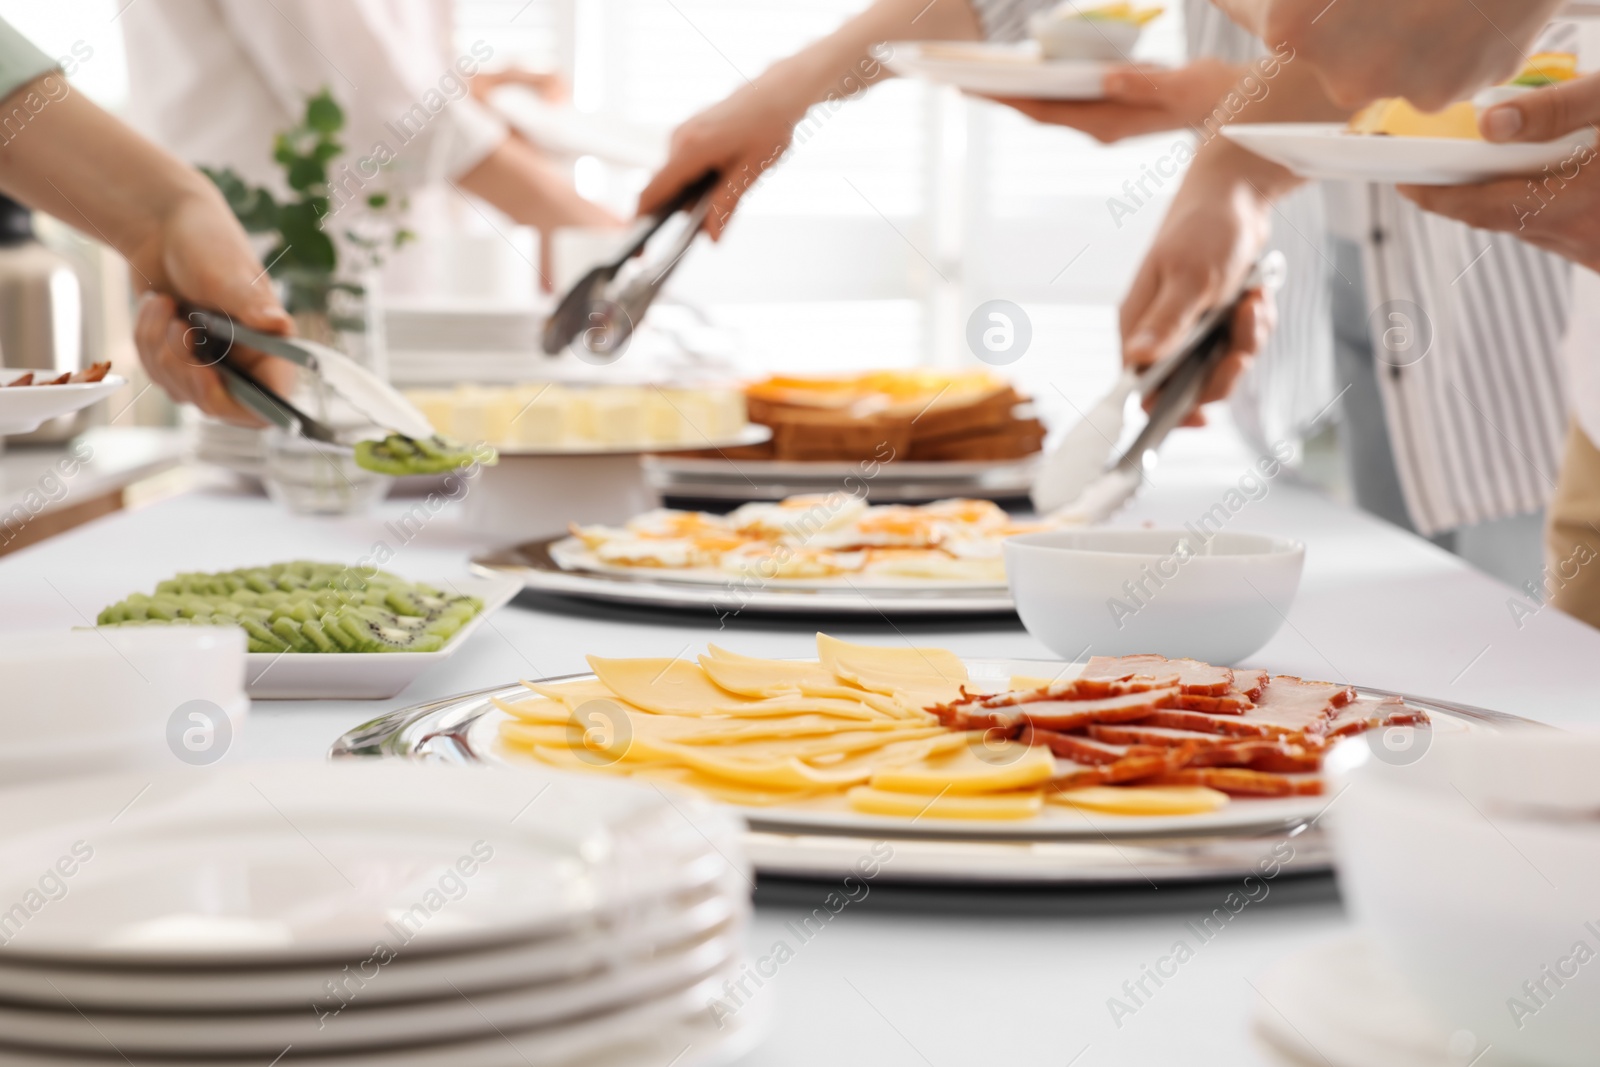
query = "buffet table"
xmin=0 ymin=426 xmax=1594 ymax=1066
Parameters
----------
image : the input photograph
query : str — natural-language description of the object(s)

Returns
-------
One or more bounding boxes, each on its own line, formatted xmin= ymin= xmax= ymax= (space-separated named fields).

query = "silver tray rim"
xmin=469 ymin=538 xmax=1017 ymax=617
xmin=330 ymin=665 xmax=1543 ymax=885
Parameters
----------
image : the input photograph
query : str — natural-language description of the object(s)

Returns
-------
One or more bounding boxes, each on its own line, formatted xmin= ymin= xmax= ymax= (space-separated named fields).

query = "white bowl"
xmin=1002 ymin=528 xmax=1304 ymax=664
xmin=0 ymin=628 xmax=248 ymax=773
xmin=1029 ymin=13 xmax=1142 ymax=61
xmin=1328 ymin=730 xmax=1600 ymax=1066
xmin=464 ymin=453 xmax=660 ymax=541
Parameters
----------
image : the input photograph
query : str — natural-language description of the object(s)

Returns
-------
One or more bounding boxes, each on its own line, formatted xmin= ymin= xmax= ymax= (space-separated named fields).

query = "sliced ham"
xmin=1048 ymin=744 xmax=1198 ymax=790
xmin=1084 ymin=722 xmax=1319 ymax=773
xmin=1141 ymin=675 xmax=1356 ymax=740
xmin=1141 ymin=768 xmax=1325 ymax=797
xmin=1013 ymin=688 xmax=1181 ymax=731
xmin=1320 ymin=693 xmax=1429 ymax=741
xmin=1021 ymin=726 xmax=1172 ymax=765
xmin=1087 ymin=722 xmax=1232 ymax=749
xmin=1173 ymin=691 xmax=1255 ymax=714
xmin=1233 ymin=669 xmax=1269 ymax=699
xmin=1082 ymin=654 xmax=1232 ymax=695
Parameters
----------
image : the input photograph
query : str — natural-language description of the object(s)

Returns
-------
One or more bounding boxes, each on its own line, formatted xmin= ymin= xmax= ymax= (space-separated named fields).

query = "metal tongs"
xmin=1031 ymin=251 xmax=1288 ymax=521
xmin=184 ymin=309 xmax=436 ymax=445
xmin=541 ymin=171 xmax=719 ymax=358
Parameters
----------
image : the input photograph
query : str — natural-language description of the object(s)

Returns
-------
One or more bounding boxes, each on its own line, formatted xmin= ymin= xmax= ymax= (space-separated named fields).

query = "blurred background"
xmin=0 ymin=0 xmax=1188 ymax=411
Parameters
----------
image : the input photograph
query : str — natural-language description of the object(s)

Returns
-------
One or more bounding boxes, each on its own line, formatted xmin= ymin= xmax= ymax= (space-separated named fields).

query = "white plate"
xmin=1223 ymin=122 xmax=1594 ymax=185
xmin=547 ymin=535 xmax=1008 ymax=592
xmin=243 ymin=573 xmax=522 ymax=699
xmin=0 ymin=763 xmax=744 ymax=966
xmin=884 ymin=40 xmax=1116 ymax=99
xmin=340 ymin=659 xmax=1499 ymax=841
xmin=0 ymin=964 xmax=770 ymax=1067
xmin=474 ymin=539 xmax=1017 ymax=617
xmin=0 ymin=877 xmax=744 ymax=1010
xmin=0 ymin=932 xmax=740 ymax=1055
xmin=0 ymin=376 xmax=125 ymax=434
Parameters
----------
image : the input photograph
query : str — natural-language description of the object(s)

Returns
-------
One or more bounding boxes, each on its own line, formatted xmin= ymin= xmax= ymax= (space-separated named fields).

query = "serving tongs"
xmin=1031 ymin=251 xmax=1288 ymax=521
xmin=184 ymin=309 xmax=436 ymax=445
xmin=541 ymin=170 xmax=720 ymax=358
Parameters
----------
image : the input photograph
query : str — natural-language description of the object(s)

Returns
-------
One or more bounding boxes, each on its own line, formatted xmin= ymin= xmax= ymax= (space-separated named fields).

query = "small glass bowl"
xmin=262 ymin=430 xmax=392 ymax=517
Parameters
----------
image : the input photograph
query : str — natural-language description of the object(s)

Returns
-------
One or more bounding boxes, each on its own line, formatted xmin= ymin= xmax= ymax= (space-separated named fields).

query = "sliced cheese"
xmin=868 ymin=741 xmax=1056 ymax=795
xmin=1348 ymin=99 xmax=1481 ymax=139
xmin=847 ymin=786 xmax=1043 ymax=821
xmin=521 ymin=677 xmax=628 ymax=711
xmin=815 ymin=633 xmax=967 ymax=708
xmin=1048 ymin=785 xmax=1229 ymax=815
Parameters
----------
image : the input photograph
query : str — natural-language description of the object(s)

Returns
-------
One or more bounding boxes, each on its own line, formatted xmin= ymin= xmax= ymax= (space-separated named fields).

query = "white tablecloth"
xmin=1 ymin=429 xmax=1592 ymax=1066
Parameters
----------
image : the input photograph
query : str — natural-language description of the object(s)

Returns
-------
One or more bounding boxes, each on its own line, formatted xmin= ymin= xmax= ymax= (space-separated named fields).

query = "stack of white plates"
xmin=0 ymin=763 xmax=762 ymax=1067
xmin=190 ymin=415 xmax=268 ymax=478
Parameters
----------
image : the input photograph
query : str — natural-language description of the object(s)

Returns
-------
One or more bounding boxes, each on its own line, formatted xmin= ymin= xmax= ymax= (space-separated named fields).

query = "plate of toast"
xmin=646 ymin=370 xmax=1044 ymax=503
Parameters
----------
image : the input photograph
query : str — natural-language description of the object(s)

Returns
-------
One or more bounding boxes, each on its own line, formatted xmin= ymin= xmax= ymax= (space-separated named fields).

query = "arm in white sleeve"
xmin=212 ymin=0 xmax=507 ymax=190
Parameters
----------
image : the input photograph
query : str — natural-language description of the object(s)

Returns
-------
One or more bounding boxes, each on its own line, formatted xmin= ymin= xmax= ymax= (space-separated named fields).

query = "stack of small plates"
xmin=0 ymin=763 xmax=762 ymax=1067
xmin=190 ymin=415 xmax=268 ymax=478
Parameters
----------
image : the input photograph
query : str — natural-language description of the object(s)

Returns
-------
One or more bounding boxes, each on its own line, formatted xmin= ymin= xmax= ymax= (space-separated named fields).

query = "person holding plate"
xmin=1393 ymin=72 xmax=1600 ymax=627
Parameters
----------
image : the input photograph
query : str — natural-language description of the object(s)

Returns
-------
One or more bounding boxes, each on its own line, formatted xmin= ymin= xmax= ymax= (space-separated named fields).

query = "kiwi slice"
xmin=96 ymin=562 xmax=483 ymax=653
xmin=353 ymin=434 xmax=494 ymax=476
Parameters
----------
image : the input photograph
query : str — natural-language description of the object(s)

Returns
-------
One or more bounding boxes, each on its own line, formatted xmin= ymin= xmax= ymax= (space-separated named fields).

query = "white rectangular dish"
xmin=244 ymin=573 xmax=521 ymax=700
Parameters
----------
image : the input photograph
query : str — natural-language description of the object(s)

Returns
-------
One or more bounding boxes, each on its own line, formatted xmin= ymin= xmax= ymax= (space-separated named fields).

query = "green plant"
xmin=203 ymin=89 xmax=413 ymax=317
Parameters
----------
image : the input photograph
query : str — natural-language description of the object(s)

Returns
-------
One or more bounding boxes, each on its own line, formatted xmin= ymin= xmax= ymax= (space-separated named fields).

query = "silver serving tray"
xmin=332 ymin=673 xmax=1537 ymax=886
xmin=471 ymin=537 xmax=1017 ymax=617
xmin=643 ymin=455 xmax=1038 ymax=504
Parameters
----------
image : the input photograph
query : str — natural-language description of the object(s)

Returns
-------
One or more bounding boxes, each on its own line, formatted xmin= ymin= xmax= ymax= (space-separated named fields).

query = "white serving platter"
xmin=492 ymin=423 xmax=770 ymax=458
xmin=243 ymin=573 xmax=522 ymax=699
xmin=333 ymin=659 xmax=1536 ymax=883
xmin=0 ymin=375 xmax=125 ymax=433
xmin=473 ymin=538 xmax=1017 ymax=617
xmin=884 ymin=40 xmax=1117 ymax=99
xmin=1223 ymin=122 xmax=1594 ymax=185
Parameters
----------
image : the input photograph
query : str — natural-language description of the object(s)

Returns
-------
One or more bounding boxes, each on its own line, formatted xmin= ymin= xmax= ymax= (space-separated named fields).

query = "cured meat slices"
xmin=1012 ymin=688 xmax=1180 ymax=731
xmin=1173 ymin=691 xmax=1255 ymax=713
xmin=924 ymin=658 xmax=1427 ymax=806
xmin=1321 ymin=693 xmax=1427 ymax=740
xmin=1144 ymin=768 xmax=1325 ymax=797
xmin=940 ymin=686 xmax=1179 ymax=731
xmin=1232 ymin=669 xmax=1269 ymax=699
xmin=1081 ymin=654 xmax=1232 ymax=695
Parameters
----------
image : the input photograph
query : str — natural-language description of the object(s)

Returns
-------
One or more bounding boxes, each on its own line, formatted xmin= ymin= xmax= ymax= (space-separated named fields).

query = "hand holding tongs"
xmin=183 ymin=309 xmax=436 ymax=444
xmin=1030 ymin=251 xmax=1289 ymax=520
xmin=541 ymin=171 xmax=719 ymax=358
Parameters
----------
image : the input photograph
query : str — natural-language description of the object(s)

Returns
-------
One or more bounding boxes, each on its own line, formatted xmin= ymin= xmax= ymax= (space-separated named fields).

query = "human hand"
xmin=1219 ymin=0 xmax=1563 ymax=111
xmin=636 ymin=74 xmax=810 ymax=240
xmin=1119 ymin=160 xmax=1277 ymax=426
xmin=1399 ymin=74 xmax=1600 ymax=271
xmin=132 ymin=190 xmax=296 ymax=426
xmin=983 ymin=59 xmax=1246 ymax=143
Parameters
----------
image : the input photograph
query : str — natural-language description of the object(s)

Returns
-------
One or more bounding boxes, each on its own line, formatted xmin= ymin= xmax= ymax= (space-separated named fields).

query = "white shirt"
xmin=121 ymin=0 xmax=506 ymax=219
